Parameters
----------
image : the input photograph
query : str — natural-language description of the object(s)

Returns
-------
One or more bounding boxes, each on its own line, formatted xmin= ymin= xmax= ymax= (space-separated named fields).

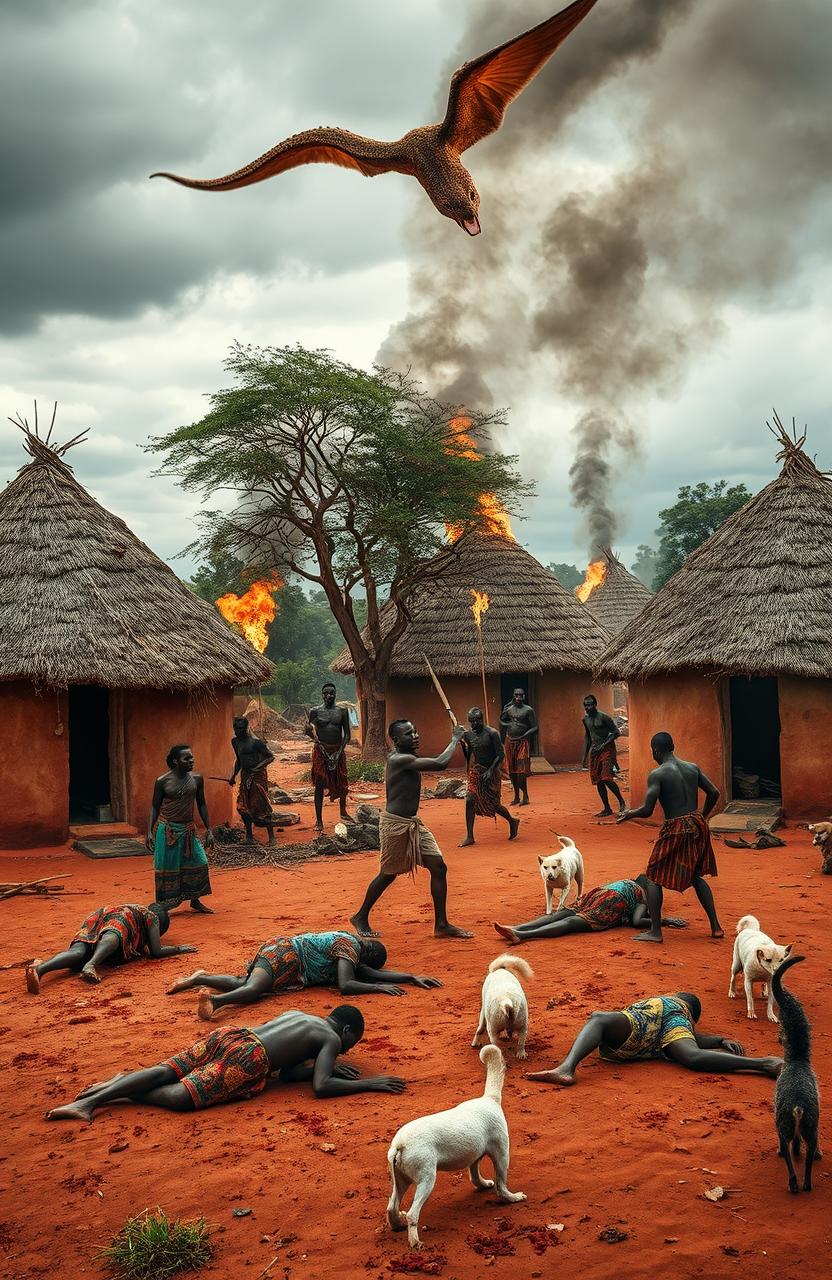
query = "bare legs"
xmin=494 ymin=912 xmax=591 ymax=945
xmin=636 ymin=877 xmax=722 ymax=944
xmin=26 ymin=934 xmax=122 ymax=991
xmin=459 ymin=796 xmax=519 ymax=847
xmin=351 ymin=859 xmax=472 ymax=939
xmin=242 ymin=816 xmax=277 ymax=847
xmin=594 ymin=780 xmax=625 ymax=817
xmin=314 ymin=781 xmax=354 ymax=832
xmin=529 ymin=1011 xmax=631 ymax=1086
xmin=664 ymin=1039 xmax=781 ymax=1077
xmin=509 ymin=771 xmax=530 ymax=806
xmin=47 ymin=1064 xmax=192 ymax=1122
xmin=167 ymin=966 xmax=273 ymax=1019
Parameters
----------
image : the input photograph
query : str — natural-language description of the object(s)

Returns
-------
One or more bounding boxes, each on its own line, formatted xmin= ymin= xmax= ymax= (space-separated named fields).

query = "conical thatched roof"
xmin=331 ymin=533 xmax=612 ymax=677
xmin=581 ymin=547 xmax=652 ymax=636
xmin=0 ymin=424 xmax=271 ymax=690
xmin=597 ymin=422 xmax=832 ymax=681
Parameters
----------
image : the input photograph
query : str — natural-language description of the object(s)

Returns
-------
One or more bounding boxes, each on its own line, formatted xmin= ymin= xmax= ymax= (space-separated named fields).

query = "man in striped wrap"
xmin=459 ymin=707 xmax=519 ymax=846
xmin=618 ymin=732 xmax=723 ymax=943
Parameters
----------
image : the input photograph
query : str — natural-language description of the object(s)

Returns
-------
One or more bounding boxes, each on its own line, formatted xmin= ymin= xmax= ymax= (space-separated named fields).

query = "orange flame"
xmin=216 ymin=575 xmax=283 ymax=652
xmin=470 ymin=588 xmax=490 ymax=628
xmin=575 ymin=560 xmax=607 ymax=604
xmin=446 ymin=415 xmax=515 ymax=543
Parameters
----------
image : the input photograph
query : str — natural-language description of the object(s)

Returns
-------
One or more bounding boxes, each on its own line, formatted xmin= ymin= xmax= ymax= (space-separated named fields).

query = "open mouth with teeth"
xmin=459 ymin=214 xmax=481 ymax=236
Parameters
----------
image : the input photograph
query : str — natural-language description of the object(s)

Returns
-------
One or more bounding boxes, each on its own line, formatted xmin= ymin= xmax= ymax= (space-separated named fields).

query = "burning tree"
xmin=148 ymin=343 xmax=529 ymax=758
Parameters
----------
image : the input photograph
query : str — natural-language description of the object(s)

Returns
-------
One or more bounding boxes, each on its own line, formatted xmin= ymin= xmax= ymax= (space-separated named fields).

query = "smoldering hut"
xmin=577 ymin=547 xmax=653 ymax=637
xmin=331 ymin=531 xmax=614 ymax=762
xmin=0 ymin=422 xmax=270 ymax=848
xmin=596 ymin=420 xmax=832 ymax=819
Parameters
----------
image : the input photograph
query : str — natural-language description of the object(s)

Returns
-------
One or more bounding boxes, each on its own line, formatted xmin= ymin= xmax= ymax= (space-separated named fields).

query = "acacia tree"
xmin=149 ymin=343 xmax=530 ymax=757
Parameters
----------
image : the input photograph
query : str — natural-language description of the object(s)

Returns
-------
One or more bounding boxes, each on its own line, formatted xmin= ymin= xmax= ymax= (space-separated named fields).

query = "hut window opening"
xmin=729 ymin=676 xmax=781 ymax=800
xmin=68 ymin=685 xmax=112 ymax=822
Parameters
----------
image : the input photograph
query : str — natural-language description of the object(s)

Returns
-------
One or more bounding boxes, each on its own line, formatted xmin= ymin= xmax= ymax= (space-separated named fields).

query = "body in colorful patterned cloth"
xmin=494 ymin=877 xmax=662 ymax=945
xmin=25 ymin=902 xmax=195 ymax=993
xmin=147 ymin=745 xmax=214 ymax=912
xmin=231 ymin=716 xmax=277 ymax=844
xmin=45 ymin=1008 xmax=408 ymax=1123
xmin=167 ymin=929 xmax=442 ymax=1020
xmin=459 ymin=709 xmax=519 ymax=847
xmin=582 ymin=695 xmax=625 ymax=816
xmin=306 ymin=684 xmax=352 ymax=829
xmin=526 ymin=990 xmax=783 ymax=1089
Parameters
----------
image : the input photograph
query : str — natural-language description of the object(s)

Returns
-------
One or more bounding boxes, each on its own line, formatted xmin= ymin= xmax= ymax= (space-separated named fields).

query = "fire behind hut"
xmin=596 ymin=418 xmax=832 ymax=820
xmin=576 ymin=547 xmax=653 ymax=637
xmin=0 ymin=417 xmax=270 ymax=848
xmin=332 ymin=531 xmax=613 ymax=764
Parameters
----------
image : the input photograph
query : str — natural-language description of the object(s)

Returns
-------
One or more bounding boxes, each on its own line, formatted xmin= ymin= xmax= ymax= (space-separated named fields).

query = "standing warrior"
xmin=305 ymin=682 xmax=353 ymax=831
xmin=350 ymin=719 xmax=472 ymax=940
xmin=582 ymin=693 xmax=625 ymax=817
xmin=459 ymin=707 xmax=519 ymax=847
xmin=147 ymin=745 xmax=213 ymax=913
xmin=229 ymin=716 xmax=277 ymax=845
xmin=618 ymin=731 xmax=723 ymax=943
xmin=500 ymin=688 xmax=538 ymax=806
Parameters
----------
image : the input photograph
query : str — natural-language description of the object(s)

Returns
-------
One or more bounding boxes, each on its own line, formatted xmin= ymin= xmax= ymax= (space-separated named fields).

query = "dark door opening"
xmin=730 ymin=676 xmax=781 ymax=798
xmin=69 ymin=685 xmax=111 ymax=822
xmin=499 ymin=672 xmax=539 ymax=754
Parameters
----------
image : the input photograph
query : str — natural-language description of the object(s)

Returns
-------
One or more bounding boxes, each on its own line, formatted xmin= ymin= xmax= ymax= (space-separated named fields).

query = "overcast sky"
xmin=1 ymin=0 xmax=830 ymax=581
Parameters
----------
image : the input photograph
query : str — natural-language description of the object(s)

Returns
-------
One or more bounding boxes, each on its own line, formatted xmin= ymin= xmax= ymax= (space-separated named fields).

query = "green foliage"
xmin=188 ymin=551 xmax=246 ymax=604
xmin=652 ymin=480 xmax=751 ymax=588
xmin=630 ymin=543 xmax=658 ymax=590
xmin=99 ymin=1209 xmax=211 ymax=1280
xmin=546 ymin=561 xmax=582 ymax=591
xmin=347 ymin=759 xmax=386 ymax=784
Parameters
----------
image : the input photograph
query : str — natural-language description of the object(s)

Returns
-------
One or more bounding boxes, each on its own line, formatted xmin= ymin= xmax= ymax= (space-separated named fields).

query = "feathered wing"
xmin=441 ymin=0 xmax=599 ymax=153
xmin=151 ymin=127 xmax=415 ymax=191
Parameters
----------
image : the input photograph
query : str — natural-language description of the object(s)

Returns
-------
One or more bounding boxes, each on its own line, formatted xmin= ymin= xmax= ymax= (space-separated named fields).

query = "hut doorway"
xmin=499 ymin=673 xmax=539 ymax=753
xmin=729 ymin=676 xmax=781 ymax=799
xmin=68 ymin=685 xmax=111 ymax=822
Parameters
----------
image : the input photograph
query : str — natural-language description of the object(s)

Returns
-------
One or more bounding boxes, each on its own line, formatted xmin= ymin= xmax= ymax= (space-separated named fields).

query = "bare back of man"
xmin=652 ymin=756 xmax=703 ymax=820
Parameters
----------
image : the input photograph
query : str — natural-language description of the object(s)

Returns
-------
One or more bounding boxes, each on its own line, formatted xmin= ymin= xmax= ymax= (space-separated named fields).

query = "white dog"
xmin=538 ymin=836 xmax=585 ymax=912
xmin=386 ymin=1044 xmax=526 ymax=1249
xmin=471 ymin=954 xmax=533 ymax=1059
xmin=729 ymin=914 xmax=793 ymax=1022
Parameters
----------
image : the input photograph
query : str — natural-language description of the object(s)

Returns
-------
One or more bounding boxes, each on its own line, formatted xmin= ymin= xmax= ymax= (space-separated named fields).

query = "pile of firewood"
xmin=0 ymin=874 xmax=69 ymax=901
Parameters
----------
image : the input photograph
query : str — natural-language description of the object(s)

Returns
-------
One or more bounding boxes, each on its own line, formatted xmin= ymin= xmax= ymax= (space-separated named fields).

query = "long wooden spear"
xmin=422 ymin=655 xmax=459 ymax=727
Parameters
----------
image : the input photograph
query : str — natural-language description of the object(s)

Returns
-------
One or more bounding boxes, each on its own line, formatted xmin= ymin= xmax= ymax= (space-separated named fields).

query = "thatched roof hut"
xmin=597 ymin=420 xmax=832 ymax=817
xmin=0 ymin=420 xmax=269 ymax=847
xmin=332 ymin=532 xmax=614 ymax=763
xmin=580 ymin=547 xmax=652 ymax=637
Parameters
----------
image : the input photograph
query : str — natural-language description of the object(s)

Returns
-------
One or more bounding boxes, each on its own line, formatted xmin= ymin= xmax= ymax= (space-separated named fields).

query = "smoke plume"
xmin=378 ymin=0 xmax=832 ymax=557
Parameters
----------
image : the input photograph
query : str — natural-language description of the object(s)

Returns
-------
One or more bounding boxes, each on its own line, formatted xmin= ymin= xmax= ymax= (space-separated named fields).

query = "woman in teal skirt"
xmin=147 ymin=744 xmax=214 ymax=912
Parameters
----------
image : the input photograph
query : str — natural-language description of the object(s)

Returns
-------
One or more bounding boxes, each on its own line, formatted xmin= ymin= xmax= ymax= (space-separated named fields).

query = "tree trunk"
xmin=358 ymin=684 xmax=387 ymax=761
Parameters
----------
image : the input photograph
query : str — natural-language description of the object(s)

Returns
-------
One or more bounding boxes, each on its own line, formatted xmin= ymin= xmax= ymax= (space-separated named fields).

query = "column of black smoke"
xmin=378 ymin=0 xmax=832 ymax=557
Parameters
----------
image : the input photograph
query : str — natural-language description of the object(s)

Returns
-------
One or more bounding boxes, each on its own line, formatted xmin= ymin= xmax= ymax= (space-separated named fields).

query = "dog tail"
xmin=735 ymin=914 xmax=759 ymax=935
xmin=772 ymin=955 xmax=811 ymax=1063
xmin=556 ymin=835 xmax=576 ymax=849
xmin=488 ymin=953 xmax=534 ymax=983
xmin=480 ymin=1044 xmax=506 ymax=1102
xmin=792 ymin=1106 xmax=804 ymax=1156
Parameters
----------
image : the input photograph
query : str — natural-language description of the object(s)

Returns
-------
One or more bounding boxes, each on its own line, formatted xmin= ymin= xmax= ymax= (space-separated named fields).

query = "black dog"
xmin=772 ymin=955 xmax=820 ymax=1193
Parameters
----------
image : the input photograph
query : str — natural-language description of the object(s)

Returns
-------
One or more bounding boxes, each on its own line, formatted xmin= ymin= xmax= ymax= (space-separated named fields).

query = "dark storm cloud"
xmin=0 ymin=1 xmax=450 ymax=333
xmin=380 ymin=0 xmax=832 ymax=557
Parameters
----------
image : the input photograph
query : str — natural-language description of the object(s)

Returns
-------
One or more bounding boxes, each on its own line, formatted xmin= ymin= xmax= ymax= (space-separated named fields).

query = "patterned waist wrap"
xmin=600 ymin=995 xmax=696 ymax=1062
xmin=503 ymin=737 xmax=531 ymax=776
xmin=647 ymin=812 xmax=717 ymax=892
xmin=466 ymin=761 xmax=501 ymax=818
xmin=378 ymin=810 xmax=442 ymax=878
xmin=165 ymin=1027 xmax=271 ymax=1108
xmin=311 ymin=741 xmax=348 ymax=801
xmin=589 ymin=743 xmax=617 ymax=785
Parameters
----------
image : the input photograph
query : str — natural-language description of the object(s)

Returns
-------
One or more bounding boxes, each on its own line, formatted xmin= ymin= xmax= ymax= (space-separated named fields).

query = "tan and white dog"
xmin=729 ymin=914 xmax=793 ymax=1022
xmin=386 ymin=1045 xmax=526 ymax=1249
xmin=809 ymin=821 xmax=832 ymax=875
xmin=472 ymin=954 xmax=533 ymax=1059
xmin=538 ymin=836 xmax=585 ymax=912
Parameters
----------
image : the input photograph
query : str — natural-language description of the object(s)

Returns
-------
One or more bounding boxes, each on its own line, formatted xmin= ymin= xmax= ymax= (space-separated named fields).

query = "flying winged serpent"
xmin=152 ymin=0 xmax=599 ymax=235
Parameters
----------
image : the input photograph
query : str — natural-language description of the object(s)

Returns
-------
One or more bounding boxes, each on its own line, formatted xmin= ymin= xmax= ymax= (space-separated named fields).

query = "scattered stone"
xmin=598 ymin=1226 xmax=629 ymax=1243
xmin=356 ymin=802 xmax=381 ymax=824
xmin=232 ymin=1207 xmax=253 ymax=1218
xmin=428 ymin=777 xmax=467 ymax=800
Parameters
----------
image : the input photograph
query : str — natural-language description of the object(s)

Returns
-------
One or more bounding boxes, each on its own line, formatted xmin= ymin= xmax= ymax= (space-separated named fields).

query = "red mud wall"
xmin=0 ymin=682 xmax=69 ymax=847
xmin=627 ymin=673 xmax=725 ymax=807
xmin=385 ymin=676 xmax=500 ymax=759
xmin=779 ymin=675 xmax=832 ymax=819
xmin=536 ymin=671 xmax=613 ymax=766
xmin=123 ymin=688 xmax=236 ymax=834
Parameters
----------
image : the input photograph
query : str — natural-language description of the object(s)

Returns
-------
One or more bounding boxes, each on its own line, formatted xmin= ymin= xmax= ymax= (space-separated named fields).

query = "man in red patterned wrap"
xmin=581 ymin=694 xmax=625 ymax=816
xmin=618 ymin=732 xmax=723 ymax=944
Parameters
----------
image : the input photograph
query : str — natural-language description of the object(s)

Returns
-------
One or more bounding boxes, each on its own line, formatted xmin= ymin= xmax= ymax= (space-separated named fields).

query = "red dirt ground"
xmin=1 ymin=759 xmax=829 ymax=1279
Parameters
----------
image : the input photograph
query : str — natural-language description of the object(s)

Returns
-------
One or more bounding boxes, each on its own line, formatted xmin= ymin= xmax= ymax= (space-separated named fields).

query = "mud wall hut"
xmin=332 ymin=532 xmax=614 ymax=763
xmin=0 ymin=428 xmax=270 ymax=848
xmin=596 ymin=425 xmax=832 ymax=819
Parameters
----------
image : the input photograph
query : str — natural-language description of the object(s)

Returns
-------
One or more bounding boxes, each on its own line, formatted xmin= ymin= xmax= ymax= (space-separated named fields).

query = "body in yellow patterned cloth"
xmin=599 ymin=995 xmax=695 ymax=1061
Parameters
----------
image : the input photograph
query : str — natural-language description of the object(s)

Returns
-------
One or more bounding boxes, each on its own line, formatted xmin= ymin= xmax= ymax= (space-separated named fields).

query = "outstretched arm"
xmin=312 ymin=1041 xmax=405 ymax=1096
xmin=336 ymin=958 xmax=406 ymax=997
xmin=694 ymin=1029 xmax=743 ymax=1053
xmin=618 ymin=770 xmax=661 ymax=822
xmin=412 ymin=724 xmax=467 ymax=772
xmin=146 ymin=919 xmax=197 ymax=960
xmin=355 ymin=963 xmax=442 ymax=990
xmin=698 ymin=768 xmax=720 ymax=819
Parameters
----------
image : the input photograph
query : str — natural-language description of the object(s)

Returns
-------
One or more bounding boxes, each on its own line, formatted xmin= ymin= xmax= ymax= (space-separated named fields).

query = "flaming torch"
xmin=575 ymin=560 xmax=607 ymax=604
xmin=470 ymin=589 xmax=490 ymax=720
xmin=216 ymin=574 xmax=284 ymax=731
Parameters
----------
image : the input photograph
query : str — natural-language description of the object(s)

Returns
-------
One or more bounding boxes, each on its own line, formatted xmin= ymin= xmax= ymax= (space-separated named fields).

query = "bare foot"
xmin=166 ymin=969 xmax=207 ymax=995
xmin=635 ymin=930 xmax=663 ymax=944
xmin=349 ymin=914 xmax=382 ymax=938
xmin=711 ymin=927 xmax=725 ymax=939
xmin=197 ymin=988 xmax=215 ymax=1021
xmin=26 ymin=962 xmax=42 ymax=995
xmin=190 ymin=900 xmax=214 ymax=914
xmin=527 ymin=1066 xmax=576 ymax=1087
xmin=519 ymin=797 xmax=529 ymax=807
xmin=314 ymin=822 xmax=324 ymax=833
xmin=510 ymin=797 xmax=520 ymax=806
xmin=494 ymin=923 xmax=521 ymax=944
xmin=508 ymin=817 xmax=520 ymax=841
xmin=340 ymin=811 xmax=356 ymax=823
xmin=81 ymin=963 xmax=101 ymax=984
xmin=76 ymin=1072 xmax=126 ymax=1099
xmin=458 ymin=836 xmax=475 ymax=847
xmin=594 ymin=808 xmax=614 ymax=818
xmin=763 ymin=1056 xmax=785 ymax=1080
xmin=47 ymin=1100 xmax=96 ymax=1122
xmin=434 ymin=924 xmax=473 ymax=939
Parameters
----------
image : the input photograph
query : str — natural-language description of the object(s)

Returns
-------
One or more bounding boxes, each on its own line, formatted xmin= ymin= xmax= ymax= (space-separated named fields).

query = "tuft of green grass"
xmin=346 ymin=759 xmax=385 ymax=784
xmin=99 ymin=1209 xmax=212 ymax=1280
